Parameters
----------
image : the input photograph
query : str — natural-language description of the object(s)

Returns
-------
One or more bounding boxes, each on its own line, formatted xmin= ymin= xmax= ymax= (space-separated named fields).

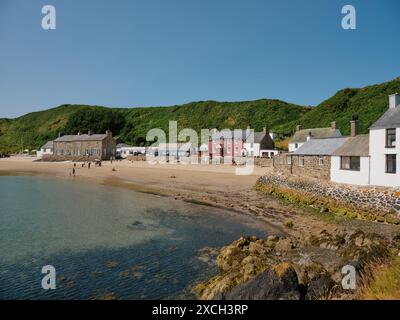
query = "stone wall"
xmin=254 ymin=157 xmax=274 ymax=167
xmin=256 ymin=172 xmax=400 ymax=224
xmin=127 ymin=155 xmax=147 ymax=161
xmin=41 ymin=155 xmax=102 ymax=162
xmin=53 ymin=135 xmax=116 ymax=160
xmin=273 ymin=154 xmax=331 ymax=180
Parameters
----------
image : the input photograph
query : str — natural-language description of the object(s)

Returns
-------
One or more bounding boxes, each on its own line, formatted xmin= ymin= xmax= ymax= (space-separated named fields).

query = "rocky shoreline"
xmin=195 ymin=174 xmax=400 ymax=300
xmin=195 ymin=228 xmax=400 ymax=300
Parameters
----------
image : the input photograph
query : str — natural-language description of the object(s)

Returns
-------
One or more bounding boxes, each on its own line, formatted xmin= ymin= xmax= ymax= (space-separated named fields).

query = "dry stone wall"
xmin=256 ymin=172 xmax=400 ymax=225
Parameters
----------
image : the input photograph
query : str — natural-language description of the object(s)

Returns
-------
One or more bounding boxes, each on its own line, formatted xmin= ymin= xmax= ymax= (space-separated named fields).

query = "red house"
xmin=208 ymin=129 xmax=249 ymax=160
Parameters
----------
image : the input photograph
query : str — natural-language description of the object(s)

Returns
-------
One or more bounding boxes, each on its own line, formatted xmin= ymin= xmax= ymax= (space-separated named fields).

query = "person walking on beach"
xmin=88 ymin=161 xmax=91 ymax=169
xmin=72 ymin=167 xmax=75 ymax=176
xmin=110 ymin=155 xmax=113 ymax=164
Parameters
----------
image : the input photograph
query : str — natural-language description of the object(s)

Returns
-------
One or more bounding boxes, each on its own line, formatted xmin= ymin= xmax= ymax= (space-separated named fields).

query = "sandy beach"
xmin=0 ymin=156 xmax=339 ymax=236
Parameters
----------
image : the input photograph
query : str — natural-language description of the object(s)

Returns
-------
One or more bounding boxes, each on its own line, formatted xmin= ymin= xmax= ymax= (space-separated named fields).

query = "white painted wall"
xmin=244 ymin=142 xmax=260 ymax=157
xmin=331 ymin=156 xmax=370 ymax=186
xmin=260 ymin=149 xmax=279 ymax=157
xmin=36 ymin=148 xmax=53 ymax=158
xmin=288 ymin=142 xmax=303 ymax=152
xmin=117 ymin=146 xmax=146 ymax=158
xmin=369 ymin=128 xmax=400 ymax=187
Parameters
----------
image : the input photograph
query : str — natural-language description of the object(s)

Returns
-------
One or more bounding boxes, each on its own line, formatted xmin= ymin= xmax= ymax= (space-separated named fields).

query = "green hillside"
xmin=0 ymin=99 xmax=306 ymax=152
xmin=0 ymin=77 xmax=399 ymax=153
xmin=276 ymin=77 xmax=400 ymax=135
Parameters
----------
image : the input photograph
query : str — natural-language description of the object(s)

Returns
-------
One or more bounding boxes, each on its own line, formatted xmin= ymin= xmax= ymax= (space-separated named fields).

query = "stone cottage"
xmin=52 ymin=130 xmax=116 ymax=160
xmin=275 ymin=136 xmax=348 ymax=180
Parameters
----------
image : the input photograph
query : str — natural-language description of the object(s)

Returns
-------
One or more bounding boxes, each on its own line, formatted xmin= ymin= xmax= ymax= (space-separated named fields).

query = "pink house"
xmin=208 ymin=130 xmax=248 ymax=159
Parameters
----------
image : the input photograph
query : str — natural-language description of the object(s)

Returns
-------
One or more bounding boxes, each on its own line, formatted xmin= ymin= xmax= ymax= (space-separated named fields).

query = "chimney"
xmin=247 ymin=124 xmax=251 ymax=130
xmin=331 ymin=121 xmax=337 ymax=130
xmin=389 ymin=93 xmax=400 ymax=109
xmin=58 ymin=132 xmax=61 ymax=138
xmin=350 ymin=116 xmax=359 ymax=137
xmin=307 ymin=131 xmax=312 ymax=141
xmin=263 ymin=127 xmax=269 ymax=134
xmin=88 ymin=130 xmax=92 ymax=136
xmin=77 ymin=131 xmax=81 ymax=136
xmin=106 ymin=130 xmax=111 ymax=136
xmin=296 ymin=125 xmax=302 ymax=132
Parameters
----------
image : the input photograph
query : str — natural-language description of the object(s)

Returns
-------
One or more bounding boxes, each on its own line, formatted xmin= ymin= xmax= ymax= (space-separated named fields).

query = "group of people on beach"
xmin=70 ymin=156 xmax=115 ymax=176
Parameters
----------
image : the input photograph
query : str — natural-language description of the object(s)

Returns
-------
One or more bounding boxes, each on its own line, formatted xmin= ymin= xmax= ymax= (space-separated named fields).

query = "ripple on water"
xmin=0 ymin=175 xmax=268 ymax=299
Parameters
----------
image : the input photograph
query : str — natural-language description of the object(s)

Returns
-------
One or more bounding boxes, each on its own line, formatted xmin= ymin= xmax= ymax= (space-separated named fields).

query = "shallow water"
xmin=0 ymin=175 xmax=267 ymax=299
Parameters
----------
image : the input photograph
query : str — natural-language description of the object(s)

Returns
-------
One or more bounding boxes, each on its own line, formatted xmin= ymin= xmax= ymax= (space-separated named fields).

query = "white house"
xmin=289 ymin=123 xmax=342 ymax=152
xmin=331 ymin=133 xmax=370 ymax=186
xmin=36 ymin=141 xmax=53 ymax=158
xmin=369 ymin=93 xmax=400 ymax=187
xmin=329 ymin=94 xmax=400 ymax=187
xmin=116 ymin=143 xmax=146 ymax=158
xmin=243 ymin=127 xmax=276 ymax=157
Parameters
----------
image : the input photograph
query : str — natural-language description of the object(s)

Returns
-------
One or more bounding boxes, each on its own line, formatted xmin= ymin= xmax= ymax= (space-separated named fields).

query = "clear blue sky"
xmin=0 ymin=0 xmax=399 ymax=118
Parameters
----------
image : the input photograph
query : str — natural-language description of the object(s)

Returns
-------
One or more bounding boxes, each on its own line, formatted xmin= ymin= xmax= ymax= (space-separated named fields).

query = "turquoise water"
xmin=0 ymin=175 xmax=268 ymax=299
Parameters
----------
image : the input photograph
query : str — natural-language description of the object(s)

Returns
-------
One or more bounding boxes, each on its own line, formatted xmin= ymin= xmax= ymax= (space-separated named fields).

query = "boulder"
xmin=217 ymin=263 xmax=300 ymax=300
xmin=275 ymin=238 xmax=294 ymax=253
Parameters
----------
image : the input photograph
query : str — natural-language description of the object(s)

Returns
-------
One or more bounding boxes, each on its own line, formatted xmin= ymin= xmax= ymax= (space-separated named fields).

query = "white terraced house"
xmin=369 ymin=93 xmax=400 ymax=187
xmin=330 ymin=94 xmax=400 ymax=187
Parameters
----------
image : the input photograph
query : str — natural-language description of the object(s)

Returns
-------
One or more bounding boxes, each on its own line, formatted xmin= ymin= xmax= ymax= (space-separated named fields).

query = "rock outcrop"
xmin=195 ymin=229 xmax=395 ymax=300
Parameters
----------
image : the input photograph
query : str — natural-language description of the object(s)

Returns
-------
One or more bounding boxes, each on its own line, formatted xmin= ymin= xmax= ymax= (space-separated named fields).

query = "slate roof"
xmin=292 ymin=137 xmax=349 ymax=156
xmin=332 ymin=134 xmax=369 ymax=157
xmin=369 ymin=107 xmax=400 ymax=129
xmin=210 ymin=129 xmax=269 ymax=142
xmin=54 ymin=133 xmax=108 ymax=142
xmin=116 ymin=143 xmax=131 ymax=148
xmin=41 ymin=141 xmax=53 ymax=150
xmin=254 ymin=132 xmax=267 ymax=143
xmin=290 ymin=128 xmax=342 ymax=143
xmin=211 ymin=129 xmax=251 ymax=140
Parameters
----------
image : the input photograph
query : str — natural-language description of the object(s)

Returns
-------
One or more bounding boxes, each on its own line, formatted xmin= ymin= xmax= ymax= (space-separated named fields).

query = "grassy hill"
xmin=0 ymin=100 xmax=306 ymax=152
xmin=276 ymin=77 xmax=400 ymax=135
xmin=0 ymin=77 xmax=399 ymax=153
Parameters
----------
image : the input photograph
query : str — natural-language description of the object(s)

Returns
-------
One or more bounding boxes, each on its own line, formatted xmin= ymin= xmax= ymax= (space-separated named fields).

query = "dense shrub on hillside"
xmin=63 ymin=109 xmax=126 ymax=136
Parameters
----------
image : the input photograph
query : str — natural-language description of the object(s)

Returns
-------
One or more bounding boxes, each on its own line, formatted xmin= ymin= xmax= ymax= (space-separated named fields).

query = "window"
xmin=386 ymin=154 xmax=397 ymax=174
xmin=286 ymin=155 xmax=292 ymax=165
xmin=319 ymin=156 xmax=324 ymax=166
xmin=299 ymin=156 xmax=304 ymax=167
xmin=340 ymin=156 xmax=360 ymax=171
xmin=386 ymin=129 xmax=396 ymax=148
